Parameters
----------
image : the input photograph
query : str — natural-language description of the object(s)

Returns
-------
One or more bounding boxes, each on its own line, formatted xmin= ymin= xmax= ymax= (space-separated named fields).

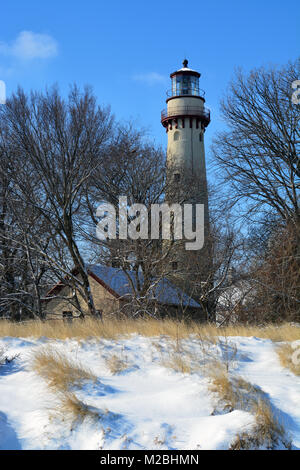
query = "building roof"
xmin=175 ymin=67 xmax=198 ymax=73
xmin=170 ymin=59 xmax=200 ymax=79
xmin=87 ymin=264 xmax=200 ymax=308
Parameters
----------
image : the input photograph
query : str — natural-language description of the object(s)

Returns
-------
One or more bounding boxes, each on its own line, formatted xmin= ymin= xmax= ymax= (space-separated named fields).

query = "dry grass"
xmin=32 ymin=344 xmax=97 ymax=391
xmin=209 ymin=365 xmax=263 ymax=412
xmin=230 ymin=399 xmax=291 ymax=450
xmin=2 ymin=316 xmax=296 ymax=446
xmin=52 ymin=392 xmax=100 ymax=426
xmin=161 ymin=334 xmax=238 ymax=377
xmin=253 ymin=399 xmax=286 ymax=446
xmin=50 ymin=392 xmax=116 ymax=431
xmin=277 ymin=343 xmax=300 ymax=376
xmin=206 ymin=359 xmax=291 ymax=449
xmin=159 ymin=336 xmax=211 ymax=375
xmin=32 ymin=345 xmax=102 ymax=428
xmin=0 ymin=317 xmax=299 ymax=342
xmin=209 ymin=367 xmax=236 ymax=411
xmin=106 ymin=354 xmax=129 ymax=374
xmin=162 ymin=353 xmax=192 ymax=374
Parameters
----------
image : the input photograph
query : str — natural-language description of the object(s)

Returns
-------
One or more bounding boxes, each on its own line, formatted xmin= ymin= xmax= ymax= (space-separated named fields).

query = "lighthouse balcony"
xmin=166 ymin=87 xmax=205 ymax=99
xmin=161 ymin=105 xmax=210 ymax=128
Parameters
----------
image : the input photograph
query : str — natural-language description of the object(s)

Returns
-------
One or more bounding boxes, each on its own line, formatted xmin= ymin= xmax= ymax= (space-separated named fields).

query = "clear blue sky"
xmin=1 ymin=0 xmax=299 ymax=163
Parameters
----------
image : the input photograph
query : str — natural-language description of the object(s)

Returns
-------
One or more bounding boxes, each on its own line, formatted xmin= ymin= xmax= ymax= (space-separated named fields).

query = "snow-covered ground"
xmin=0 ymin=334 xmax=299 ymax=450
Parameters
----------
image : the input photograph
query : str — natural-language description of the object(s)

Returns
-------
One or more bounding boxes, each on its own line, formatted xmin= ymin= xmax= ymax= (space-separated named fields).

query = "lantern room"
xmin=161 ymin=60 xmax=210 ymax=130
xmin=169 ymin=59 xmax=202 ymax=98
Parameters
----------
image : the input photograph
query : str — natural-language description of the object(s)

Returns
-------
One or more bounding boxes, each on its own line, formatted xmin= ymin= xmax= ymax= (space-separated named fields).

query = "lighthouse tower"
xmin=161 ymin=59 xmax=210 ymax=173
xmin=161 ymin=60 xmax=211 ymax=293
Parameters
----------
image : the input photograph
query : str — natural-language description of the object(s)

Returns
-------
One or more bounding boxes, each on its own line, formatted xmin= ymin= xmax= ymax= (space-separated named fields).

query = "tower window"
xmin=174 ymin=173 xmax=180 ymax=182
xmin=173 ymin=131 xmax=180 ymax=141
xmin=199 ymin=133 xmax=203 ymax=142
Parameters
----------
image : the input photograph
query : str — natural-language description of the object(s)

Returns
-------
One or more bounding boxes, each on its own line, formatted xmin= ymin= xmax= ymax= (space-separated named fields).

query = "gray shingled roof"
xmin=87 ymin=265 xmax=200 ymax=308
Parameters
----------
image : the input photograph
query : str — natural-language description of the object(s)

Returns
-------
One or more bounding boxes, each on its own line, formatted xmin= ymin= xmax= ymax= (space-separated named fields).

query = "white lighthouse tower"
xmin=161 ymin=59 xmax=210 ymax=176
xmin=161 ymin=60 xmax=211 ymax=290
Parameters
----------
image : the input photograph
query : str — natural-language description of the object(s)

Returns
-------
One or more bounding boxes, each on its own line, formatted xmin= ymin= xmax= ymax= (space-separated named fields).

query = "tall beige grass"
xmin=206 ymin=360 xmax=291 ymax=449
xmin=51 ymin=392 xmax=103 ymax=427
xmin=32 ymin=345 xmax=97 ymax=391
xmin=32 ymin=345 xmax=100 ymax=427
xmin=230 ymin=399 xmax=290 ymax=450
xmin=0 ymin=317 xmax=299 ymax=342
xmin=8 ymin=317 xmax=296 ymax=447
xmin=106 ymin=354 xmax=129 ymax=374
xmin=162 ymin=353 xmax=192 ymax=374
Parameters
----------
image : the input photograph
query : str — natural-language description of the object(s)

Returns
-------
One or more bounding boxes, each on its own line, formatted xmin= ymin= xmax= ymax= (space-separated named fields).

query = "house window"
xmin=171 ymin=261 xmax=178 ymax=271
xmin=63 ymin=311 xmax=73 ymax=322
xmin=174 ymin=173 xmax=180 ymax=182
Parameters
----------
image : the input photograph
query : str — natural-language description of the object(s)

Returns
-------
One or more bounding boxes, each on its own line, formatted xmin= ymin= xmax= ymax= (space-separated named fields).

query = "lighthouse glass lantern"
xmin=171 ymin=59 xmax=200 ymax=96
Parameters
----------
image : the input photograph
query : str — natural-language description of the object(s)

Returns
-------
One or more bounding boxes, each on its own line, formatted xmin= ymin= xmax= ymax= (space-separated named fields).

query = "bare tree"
xmin=212 ymin=60 xmax=300 ymax=323
xmin=85 ymin=125 xmax=174 ymax=316
xmin=212 ymin=60 xmax=300 ymax=228
xmin=247 ymin=220 xmax=300 ymax=322
xmin=1 ymin=85 xmax=114 ymax=317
